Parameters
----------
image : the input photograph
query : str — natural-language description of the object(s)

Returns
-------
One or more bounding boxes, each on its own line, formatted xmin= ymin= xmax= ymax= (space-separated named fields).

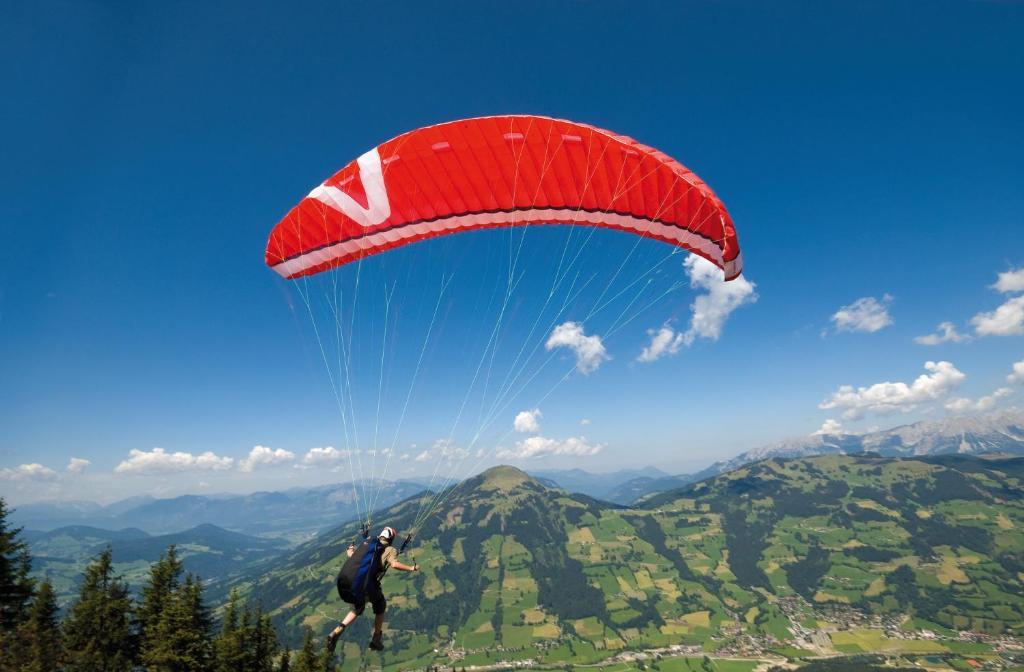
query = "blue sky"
xmin=1 ymin=1 xmax=1022 ymax=503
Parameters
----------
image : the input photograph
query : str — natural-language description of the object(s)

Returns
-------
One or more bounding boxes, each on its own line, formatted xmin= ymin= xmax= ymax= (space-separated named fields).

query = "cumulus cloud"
xmin=818 ymin=360 xmax=965 ymax=420
xmin=114 ymin=448 xmax=234 ymax=475
xmin=993 ymin=267 xmax=1024 ymax=294
xmin=0 ymin=463 xmax=59 ymax=481
xmin=546 ymin=322 xmax=609 ymax=374
xmin=414 ymin=439 xmax=469 ymax=464
xmin=240 ymin=445 xmax=295 ymax=472
xmin=1008 ymin=360 xmax=1024 ymax=385
xmin=580 ymin=418 xmax=592 ymax=426
xmin=637 ymin=324 xmax=685 ymax=363
xmin=66 ymin=458 xmax=90 ymax=474
xmin=831 ymin=295 xmax=893 ymax=333
xmin=514 ymin=409 xmax=542 ymax=434
xmin=812 ymin=419 xmax=846 ymax=436
xmin=945 ymin=387 xmax=1014 ymax=413
xmin=301 ymin=446 xmax=350 ymax=467
xmin=637 ymin=258 xmax=756 ymax=362
xmin=680 ymin=256 xmax=757 ymax=345
xmin=497 ymin=435 xmax=602 ymax=460
xmin=968 ymin=269 xmax=1024 ymax=337
xmin=971 ymin=295 xmax=1024 ymax=337
xmin=914 ymin=322 xmax=968 ymax=346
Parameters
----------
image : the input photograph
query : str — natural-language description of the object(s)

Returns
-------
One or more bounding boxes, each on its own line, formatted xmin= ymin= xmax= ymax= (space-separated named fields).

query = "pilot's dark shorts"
xmin=337 ymin=579 xmax=386 ymax=615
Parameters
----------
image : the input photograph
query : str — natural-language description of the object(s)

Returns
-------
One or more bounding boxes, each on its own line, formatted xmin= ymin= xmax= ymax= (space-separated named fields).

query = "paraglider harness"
xmin=335 ymin=526 xmax=414 ymax=615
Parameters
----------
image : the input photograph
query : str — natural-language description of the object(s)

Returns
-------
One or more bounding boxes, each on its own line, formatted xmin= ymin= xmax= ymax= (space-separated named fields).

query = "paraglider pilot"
xmin=327 ymin=526 xmax=419 ymax=653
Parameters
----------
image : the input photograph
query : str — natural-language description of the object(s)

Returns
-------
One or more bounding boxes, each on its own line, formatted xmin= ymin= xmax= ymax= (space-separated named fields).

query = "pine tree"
xmin=137 ymin=545 xmax=184 ymax=660
xmin=317 ymin=646 xmax=338 ymax=672
xmin=238 ymin=603 xmax=256 ymax=669
xmin=0 ymin=497 xmax=35 ymax=659
xmin=214 ymin=589 xmax=245 ymax=672
xmin=291 ymin=629 xmax=318 ymax=672
xmin=182 ymin=575 xmax=215 ymax=667
xmin=0 ymin=497 xmax=34 ymax=631
xmin=213 ymin=591 xmax=279 ymax=672
xmin=21 ymin=580 xmax=63 ymax=672
xmin=250 ymin=608 xmax=279 ymax=672
xmin=277 ymin=649 xmax=291 ymax=672
xmin=63 ymin=547 xmax=135 ymax=672
xmin=143 ymin=573 xmax=214 ymax=671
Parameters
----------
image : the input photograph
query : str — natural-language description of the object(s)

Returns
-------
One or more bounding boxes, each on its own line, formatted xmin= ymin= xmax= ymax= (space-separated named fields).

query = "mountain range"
xmin=539 ymin=411 xmax=1024 ymax=505
xmin=529 ymin=467 xmax=694 ymax=505
xmin=693 ymin=410 xmax=1024 ymax=483
xmin=224 ymin=455 xmax=1024 ymax=669
xmin=12 ymin=479 xmax=428 ymax=539
xmin=13 ymin=410 xmax=1024 ymax=536
xmin=28 ymin=522 xmax=291 ymax=604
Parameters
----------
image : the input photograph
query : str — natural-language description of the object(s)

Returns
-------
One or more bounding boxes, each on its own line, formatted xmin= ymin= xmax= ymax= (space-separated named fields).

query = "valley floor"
xmin=361 ymin=599 xmax=1024 ymax=672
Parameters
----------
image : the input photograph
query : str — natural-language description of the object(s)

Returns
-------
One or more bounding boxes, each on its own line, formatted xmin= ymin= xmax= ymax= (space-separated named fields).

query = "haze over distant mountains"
xmin=12 ymin=411 xmax=1024 ymax=534
xmin=26 ymin=522 xmax=291 ymax=604
xmin=528 ymin=466 xmax=685 ymax=502
xmin=11 ymin=479 xmax=427 ymax=537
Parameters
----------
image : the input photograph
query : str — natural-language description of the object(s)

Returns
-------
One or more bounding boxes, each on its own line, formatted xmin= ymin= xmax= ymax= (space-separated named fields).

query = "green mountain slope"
xmin=643 ymin=454 xmax=1024 ymax=636
xmin=231 ymin=457 xmax=1024 ymax=668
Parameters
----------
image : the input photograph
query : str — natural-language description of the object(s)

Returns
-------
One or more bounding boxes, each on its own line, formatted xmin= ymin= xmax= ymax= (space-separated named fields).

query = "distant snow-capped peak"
xmin=705 ymin=409 xmax=1024 ymax=476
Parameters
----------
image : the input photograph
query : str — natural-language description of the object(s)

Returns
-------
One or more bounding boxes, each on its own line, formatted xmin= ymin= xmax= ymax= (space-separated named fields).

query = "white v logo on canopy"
xmin=307 ymin=148 xmax=392 ymax=228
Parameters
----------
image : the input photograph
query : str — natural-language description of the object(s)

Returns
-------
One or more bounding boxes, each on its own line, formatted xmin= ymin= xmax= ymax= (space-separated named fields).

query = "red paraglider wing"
xmin=266 ymin=115 xmax=742 ymax=280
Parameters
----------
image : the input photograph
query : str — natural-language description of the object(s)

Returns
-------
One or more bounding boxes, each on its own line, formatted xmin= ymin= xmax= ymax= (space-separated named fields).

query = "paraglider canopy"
xmin=264 ymin=114 xmax=747 ymax=551
xmin=266 ymin=115 xmax=742 ymax=281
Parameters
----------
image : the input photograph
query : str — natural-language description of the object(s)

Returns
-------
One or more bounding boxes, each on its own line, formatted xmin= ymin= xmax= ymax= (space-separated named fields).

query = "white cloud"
xmin=301 ymin=446 xmax=350 ymax=467
xmin=414 ymin=439 xmax=469 ymax=464
xmin=114 ymin=448 xmax=234 ymax=475
xmin=1008 ymin=359 xmax=1024 ymax=385
xmin=66 ymin=458 xmax=90 ymax=474
xmin=971 ymin=295 xmax=1024 ymax=337
xmin=943 ymin=398 xmax=973 ymax=414
xmin=831 ymin=295 xmax=893 ymax=333
xmin=546 ymin=322 xmax=609 ymax=374
xmin=0 ymin=463 xmax=59 ymax=481
xmin=497 ymin=435 xmax=603 ymax=460
xmin=945 ymin=387 xmax=1014 ymax=413
xmin=812 ymin=419 xmax=845 ymax=436
xmin=637 ymin=324 xmax=685 ymax=363
xmin=993 ymin=267 xmax=1024 ymax=294
xmin=818 ymin=360 xmax=965 ymax=420
xmin=637 ymin=258 xmax=756 ymax=362
xmin=514 ymin=409 xmax=542 ymax=434
xmin=680 ymin=256 xmax=757 ymax=345
xmin=240 ymin=445 xmax=295 ymax=472
xmin=914 ymin=321 xmax=968 ymax=345
xmin=580 ymin=418 xmax=592 ymax=426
